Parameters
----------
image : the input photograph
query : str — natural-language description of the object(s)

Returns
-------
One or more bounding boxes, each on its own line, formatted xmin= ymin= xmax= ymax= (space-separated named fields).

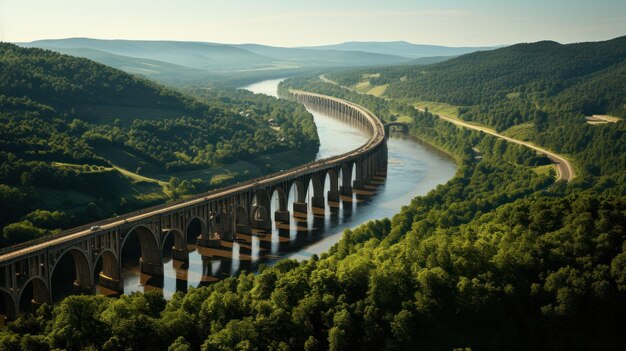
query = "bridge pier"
xmin=197 ymin=236 xmax=221 ymax=248
xmin=99 ymin=273 xmax=123 ymax=293
xmin=252 ymin=219 xmax=272 ymax=232
xmin=340 ymin=185 xmax=352 ymax=197
xmin=235 ymin=224 xmax=251 ymax=236
xmin=293 ymin=202 xmax=309 ymax=222
xmin=172 ymin=247 xmax=189 ymax=262
xmin=72 ymin=280 xmax=94 ymax=295
xmin=140 ymin=258 xmax=164 ymax=277
xmin=274 ymin=210 xmax=290 ymax=223
xmin=311 ymin=196 xmax=325 ymax=211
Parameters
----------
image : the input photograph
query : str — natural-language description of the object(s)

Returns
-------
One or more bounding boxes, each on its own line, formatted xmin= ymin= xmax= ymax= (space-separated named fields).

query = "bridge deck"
xmin=0 ymin=90 xmax=386 ymax=262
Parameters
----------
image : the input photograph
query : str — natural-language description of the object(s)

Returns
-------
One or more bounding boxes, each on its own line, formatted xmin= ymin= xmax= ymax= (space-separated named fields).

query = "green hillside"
xmin=3 ymin=68 xmax=625 ymax=351
xmin=21 ymin=38 xmax=423 ymax=86
xmin=327 ymin=36 xmax=626 ymax=184
xmin=0 ymin=43 xmax=319 ymax=247
xmin=46 ymin=47 xmax=211 ymax=81
xmin=25 ymin=38 xmax=275 ymax=70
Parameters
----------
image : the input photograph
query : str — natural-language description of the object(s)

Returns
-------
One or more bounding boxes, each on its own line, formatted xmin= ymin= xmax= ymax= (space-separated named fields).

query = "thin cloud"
xmin=222 ymin=9 xmax=471 ymax=25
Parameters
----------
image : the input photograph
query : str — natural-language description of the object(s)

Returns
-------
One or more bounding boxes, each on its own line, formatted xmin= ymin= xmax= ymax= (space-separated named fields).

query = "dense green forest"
xmin=326 ymin=37 xmax=626 ymax=191
xmin=2 ymin=73 xmax=625 ymax=350
xmin=0 ymin=43 xmax=319 ymax=247
xmin=1 ymin=37 xmax=625 ymax=350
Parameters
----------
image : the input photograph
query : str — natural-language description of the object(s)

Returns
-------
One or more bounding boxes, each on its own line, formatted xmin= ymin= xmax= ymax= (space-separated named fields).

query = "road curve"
xmin=319 ymin=75 xmax=575 ymax=182
xmin=430 ymin=112 xmax=575 ymax=182
xmin=0 ymin=91 xmax=386 ymax=261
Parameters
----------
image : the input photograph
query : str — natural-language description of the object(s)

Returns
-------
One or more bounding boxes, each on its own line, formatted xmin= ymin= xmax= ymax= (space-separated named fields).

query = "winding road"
xmin=319 ymin=75 xmax=575 ymax=182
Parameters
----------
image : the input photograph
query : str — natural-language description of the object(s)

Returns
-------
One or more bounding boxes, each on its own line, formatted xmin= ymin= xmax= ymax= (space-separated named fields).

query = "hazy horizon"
xmin=2 ymin=0 xmax=625 ymax=47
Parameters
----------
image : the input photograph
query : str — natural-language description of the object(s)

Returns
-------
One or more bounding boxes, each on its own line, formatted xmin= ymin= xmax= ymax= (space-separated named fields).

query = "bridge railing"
xmin=0 ymin=92 xmax=385 ymax=258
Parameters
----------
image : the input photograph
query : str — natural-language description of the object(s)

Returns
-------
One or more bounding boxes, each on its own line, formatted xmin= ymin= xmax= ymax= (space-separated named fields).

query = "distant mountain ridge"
xmin=300 ymin=40 xmax=501 ymax=58
xmin=18 ymin=38 xmax=496 ymax=84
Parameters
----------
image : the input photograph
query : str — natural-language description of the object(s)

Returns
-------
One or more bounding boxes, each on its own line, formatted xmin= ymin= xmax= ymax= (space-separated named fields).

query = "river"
xmin=114 ymin=78 xmax=457 ymax=298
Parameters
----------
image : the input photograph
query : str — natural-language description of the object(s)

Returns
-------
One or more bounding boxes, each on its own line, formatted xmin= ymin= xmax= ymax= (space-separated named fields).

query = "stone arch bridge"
xmin=0 ymin=90 xmax=387 ymax=320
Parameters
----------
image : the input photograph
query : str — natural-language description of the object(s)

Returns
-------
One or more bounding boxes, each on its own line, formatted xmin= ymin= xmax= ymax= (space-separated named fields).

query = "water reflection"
xmin=92 ymin=78 xmax=456 ymax=299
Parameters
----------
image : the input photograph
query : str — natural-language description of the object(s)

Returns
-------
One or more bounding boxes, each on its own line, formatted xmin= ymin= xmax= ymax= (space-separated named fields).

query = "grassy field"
xmin=395 ymin=115 xmax=414 ymax=123
xmin=410 ymin=100 xmax=462 ymax=118
xmin=35 ymin=147 xmax=313 ymax=228
xmin=531 ymin=164 xmax=556 ymax=178
xmin=351 ymin=74 xmax=388 ymax=97
xmin=44 ymin=162 xmax=167 ymax=215
xmin=502 ymin=123 xmax=535 ymax=141
xmin=367 ymin=84 xmax=388 ymax=97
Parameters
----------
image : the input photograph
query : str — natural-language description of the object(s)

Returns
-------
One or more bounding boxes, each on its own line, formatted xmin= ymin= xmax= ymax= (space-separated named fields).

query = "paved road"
xmin=418 ymin=109 xmax=574 ymax=182
xmin=319 ymin=75 xmax=575 ymax=182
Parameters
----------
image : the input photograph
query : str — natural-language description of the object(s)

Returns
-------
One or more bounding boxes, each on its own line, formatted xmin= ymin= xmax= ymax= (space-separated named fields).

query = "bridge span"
xmin=0 ymin=90 xmax=387 ymax=319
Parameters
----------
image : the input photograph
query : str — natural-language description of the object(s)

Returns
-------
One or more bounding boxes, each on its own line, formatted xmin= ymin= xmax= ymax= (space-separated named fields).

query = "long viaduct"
xmin=0 ymin=90 xmax=388 ymax=320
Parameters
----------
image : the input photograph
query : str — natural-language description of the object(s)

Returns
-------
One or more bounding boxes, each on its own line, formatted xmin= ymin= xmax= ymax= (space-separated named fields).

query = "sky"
xmin=1 ymin=0 xmax=625 ymax=47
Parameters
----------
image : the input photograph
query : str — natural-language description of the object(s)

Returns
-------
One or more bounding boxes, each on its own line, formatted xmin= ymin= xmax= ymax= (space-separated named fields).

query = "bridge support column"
xmin=236 ymin=224 xmax=251 ymax=236
xmin=172 ymin=247 xmax=189 ymax=262
xmin=327 ymin=191 xmax=340 ymax=213
xmin=72 ymin=281 xmax=93 ymax=295
xmin=311 ymin=196 xmax=325 ymax=217
xmin=197 ymin=236 xmax=221 ymax=248
xmin=311 ymin=196 xmax=325 ymax=210
xmin=140 ymin=258 xmax=163 ymax=277
xmin=327 ymin=191 xmax=340 ymax=204
xmin=340 ymin=185 xmax=352 ymax=197
xmin=274 ymin=210 xmax=290 ymax=223
xmin=352 ymin=179 xmax=366 ymax=190
xmin=252 ymin=219 xmax=272 ymax=233
xmin=293 ymin=202 xmax=308 ymax=220
xmin=99 ymin=273 xmax=123 ymax=293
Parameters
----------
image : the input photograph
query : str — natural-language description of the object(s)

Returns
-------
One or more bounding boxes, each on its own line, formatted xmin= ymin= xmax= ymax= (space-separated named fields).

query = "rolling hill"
xmin=301 ymin=40 xmax=501 ymax=58
xmin=23 ymin=38 xmax=275 ymax=70
xmin=325 ymin=36 xmax=626 ymax=185
xmin=0 ymin=43 xmax=319 ymax=245
xmin=40 ymin=47 xmax=211 ymax=81
xmin=21 ymin=38 xmax=417 ymax=77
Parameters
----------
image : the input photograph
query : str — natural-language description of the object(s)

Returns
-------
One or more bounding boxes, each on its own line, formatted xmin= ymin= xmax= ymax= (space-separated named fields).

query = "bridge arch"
xmin=186 ymin=217 xmax=206 ymax=244
xmin=252 ymin=206 xmax=270 ymax=222
xmin=50 ymin=247 xmax=92 ymax=301
xmin=233 ymin=206 xmax=250 ymax=237
xmin=120 ymin=225 xmax=161 ymax=276
xmin=341 ymin=162 xmax=355 ymax=191
xmin=311 ymin=174 xmax=325 ymax=198
xmin=251 ymin=189 xmax=272 ymax=231
xmin=326 ymin=169 xmax=339 ymax=194
xmin=288 ymin=180 xmax=306 ymax=205
xmin=270 ymin=187 xmax=288 ymax=213
xmin=93 ymin=249 xmax=120 ymax=294
xmin=0 ymin=287 xmax=16 ymax=320
xmin=210 ymin=211 xmax=229 ymax=239
xmin=17 ymin=276 xmax=49 ymax=314
xmin=161 ymin=229 xmax=186 ymax=255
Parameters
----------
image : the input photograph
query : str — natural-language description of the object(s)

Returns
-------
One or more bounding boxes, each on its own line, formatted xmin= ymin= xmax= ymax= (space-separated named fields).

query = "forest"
xmin=326 ymin=37 xmax=626 ymax=192
xmin=1 ymin=38 xmax=625 ymax=350
xmin=2 ymin=69 xmax=625 ymax=350
xmin=0 ymin=43 xmax=319 ymax=247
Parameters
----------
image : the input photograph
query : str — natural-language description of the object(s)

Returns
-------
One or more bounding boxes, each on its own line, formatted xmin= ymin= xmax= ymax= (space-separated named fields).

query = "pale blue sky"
xmin=1 ymin=0 xmax=625 ymax=46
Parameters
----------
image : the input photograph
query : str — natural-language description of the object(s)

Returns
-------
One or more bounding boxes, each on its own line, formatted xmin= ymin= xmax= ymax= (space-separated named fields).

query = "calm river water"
xmin=109 ymin=78 xmax=457 ymax=298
